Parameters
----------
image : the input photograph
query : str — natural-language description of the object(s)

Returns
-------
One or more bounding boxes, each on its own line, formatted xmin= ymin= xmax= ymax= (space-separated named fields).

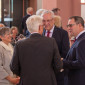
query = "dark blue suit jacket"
xmin=20 ymin=14 xmax=30 ymax=36
xmin=64 ymin=32 xmax=85 ymax=85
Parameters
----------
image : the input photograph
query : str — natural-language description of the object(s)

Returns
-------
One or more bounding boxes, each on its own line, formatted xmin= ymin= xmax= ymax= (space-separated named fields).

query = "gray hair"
xmin=36 ymin=9 xmax=47 ymax=16
xmin=0 ymin=27 xmax=10 ymax=36
xmin=41 ymin=10 xmax=54 ymax=18
xmin=26 ymin=15 xmax=43 ymax=33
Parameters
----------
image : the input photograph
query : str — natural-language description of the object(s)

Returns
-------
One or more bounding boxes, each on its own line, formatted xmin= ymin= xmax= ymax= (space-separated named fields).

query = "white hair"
xmin=36 ymin=9 xmax=47 ymax=16
xmin=41 ymin=10 xmax=54 ymax=18
xmin=26 ymin=15 xmax=43 ymax=33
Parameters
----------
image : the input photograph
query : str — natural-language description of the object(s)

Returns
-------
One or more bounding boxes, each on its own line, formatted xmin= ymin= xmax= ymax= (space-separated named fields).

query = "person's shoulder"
xmin=54 ymin=26 xmax=63 ymax=32
xmin=62 ymin=28 xmax=68 ymax=33
xmin=54 ymin=26 xmax=65 ymax=33
xmin=0 ymin=43 xmax=5 ymax=52
xmin=54 ymin=26 xmax=60 ymax=30
xmin=57 ymin=27 xmax=68 ymax=35
xmin=16 ymin=38 xmax=27 ymax=45
xmin=76 ymin=41 xmax=85 ymax=52
xmin=25 ymin=14 xmax=31 ymax=18
xmin=79 ymin=36 xmax=85 ymax=43
xmin=22 ymin=14 xmax=30 ymax=20
xmin=77 ymin=37 xmax=85 ymax=47
xmin=43 ymin=36 xmax=55 ymax=41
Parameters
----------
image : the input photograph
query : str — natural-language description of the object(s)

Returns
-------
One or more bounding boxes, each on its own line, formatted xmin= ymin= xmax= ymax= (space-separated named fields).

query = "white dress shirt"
xmin=45 ymin=25 xmax=55 ymax=37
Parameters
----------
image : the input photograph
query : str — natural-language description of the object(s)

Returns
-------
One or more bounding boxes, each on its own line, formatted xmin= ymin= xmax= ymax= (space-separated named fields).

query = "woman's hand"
xmin=6 ymin=76 xmax=20 ymax=84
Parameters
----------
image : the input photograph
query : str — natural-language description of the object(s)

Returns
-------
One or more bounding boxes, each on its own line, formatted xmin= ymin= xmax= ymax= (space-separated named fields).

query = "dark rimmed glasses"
xmin=67 ymin=24 xmax=76 ymax=28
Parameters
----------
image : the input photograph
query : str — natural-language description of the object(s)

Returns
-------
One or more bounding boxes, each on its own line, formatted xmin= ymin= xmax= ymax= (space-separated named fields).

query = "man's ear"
xmin=38 ymin=25 xmax=43 ymax=35
xmin=78 ymin=23 xmax=82 ymax=27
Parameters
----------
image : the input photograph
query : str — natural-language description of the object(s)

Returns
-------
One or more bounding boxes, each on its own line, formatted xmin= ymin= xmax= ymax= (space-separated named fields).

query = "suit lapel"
xmin=66 ymin=32 xmax=85 ymax=59
xmin=52 ymin=26 xmax=56 ymax=37
xmin=66 ymin=41 xmax=77 ymax=59
xmin=77 ymin=32 xmax=85 ymax=40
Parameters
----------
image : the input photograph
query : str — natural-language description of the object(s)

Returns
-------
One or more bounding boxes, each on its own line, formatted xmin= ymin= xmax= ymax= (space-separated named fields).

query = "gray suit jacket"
xmin=0 ymin=41 xmax=14 ymax=85
xmin=10 ymin=33 xmax=63 ymax=85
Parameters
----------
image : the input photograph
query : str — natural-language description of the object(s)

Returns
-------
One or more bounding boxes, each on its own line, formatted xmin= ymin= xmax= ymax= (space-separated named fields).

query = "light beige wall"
xmin=29 ymin=0 xmax=37 ymax=14
xmin=57 ymin=0 xmax=72 ymax=30
xmin=37 ymin=0 xmax=42 ymax=10
xmin=57 ymin=0 xmax=81 ymax=30
xmin=81 ymin=4 xmax=85 ymax=20
xmin=72 ymin=0 xmax=81 ymax=16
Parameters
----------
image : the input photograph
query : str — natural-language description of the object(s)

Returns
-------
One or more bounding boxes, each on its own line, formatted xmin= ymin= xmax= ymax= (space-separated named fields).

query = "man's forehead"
xmin=68 ymin=18 xmax=75 ymax=23
xmin=43 ymin=14 xmax=52 ymax=19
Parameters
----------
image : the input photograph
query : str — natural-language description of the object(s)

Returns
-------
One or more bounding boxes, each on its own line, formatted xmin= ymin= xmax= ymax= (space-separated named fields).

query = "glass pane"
xmin=81 ymin=0 xmax=85 ymax=3
xmin=4 ymin=0 xmax=13 ymax=27
xmin=4 ymin=0 xmax=10 ymax=27
xmin=11 ymin=0 xmax=13 ymax=18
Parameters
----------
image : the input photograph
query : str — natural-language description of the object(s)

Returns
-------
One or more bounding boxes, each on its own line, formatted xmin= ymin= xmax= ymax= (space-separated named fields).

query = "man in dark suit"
xmin=63 ymin=16 xmax=85 ymax=85
xmin=41 ymin=10 xmax=70 ymax=85
xmin=20 ymin=7 xmax=33 ymax=36
xmin=10 ymin=15 xmax=63 ymax=85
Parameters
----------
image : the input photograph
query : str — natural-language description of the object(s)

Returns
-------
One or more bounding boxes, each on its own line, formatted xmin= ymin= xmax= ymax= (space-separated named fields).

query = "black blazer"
xmin=10 ymin=33 xmax=63 ymax=85
xmin=44 ymin=26 xmax=70 ymax=58
xmin=20 ymin=14 xmax=30 ymax=35
xmin=63 ymin=32 xmax=85 ymax=85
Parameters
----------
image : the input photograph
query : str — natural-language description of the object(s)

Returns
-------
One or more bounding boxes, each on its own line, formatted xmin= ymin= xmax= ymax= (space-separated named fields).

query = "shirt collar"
xmin=31 ymin=32 xmax=39 ymax=34
xmin=76 ymin=30 xmax=85 ymax=39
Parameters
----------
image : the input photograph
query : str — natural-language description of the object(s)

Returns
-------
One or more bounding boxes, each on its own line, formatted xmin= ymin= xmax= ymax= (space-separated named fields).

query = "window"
xmin=0 ymin=0 xmax=13 ymax=27
xmin=81 ymin=0 xmax=85 ymax=3
xmin=81 ymin=0 xmax=85 ymax=20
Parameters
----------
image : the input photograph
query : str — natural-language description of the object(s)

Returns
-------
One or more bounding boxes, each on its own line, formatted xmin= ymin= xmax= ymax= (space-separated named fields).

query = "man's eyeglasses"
xmin=67 ymin=24 xmax=76 ymax=28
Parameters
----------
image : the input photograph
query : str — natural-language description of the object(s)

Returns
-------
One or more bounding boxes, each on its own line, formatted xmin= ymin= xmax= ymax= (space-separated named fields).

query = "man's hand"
xmin=61 ymin=58 xmax=63 ymax=61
